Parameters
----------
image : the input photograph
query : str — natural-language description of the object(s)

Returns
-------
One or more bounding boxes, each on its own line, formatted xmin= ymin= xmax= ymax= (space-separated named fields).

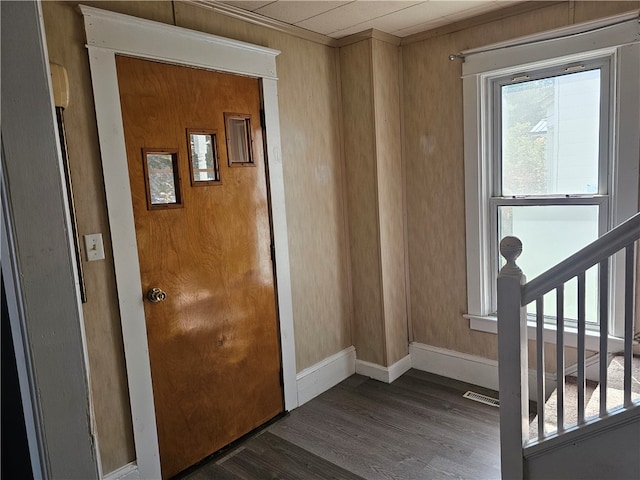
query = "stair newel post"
xmin=497 ymin=236 xmax=529 ymax=480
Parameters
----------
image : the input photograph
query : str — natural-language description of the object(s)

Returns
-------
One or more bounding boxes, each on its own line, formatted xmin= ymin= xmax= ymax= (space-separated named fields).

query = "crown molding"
xmin=181 ymin=0 xmax=339 ymax=47
xmin=337 ymin=28 xmax=401 ymax=48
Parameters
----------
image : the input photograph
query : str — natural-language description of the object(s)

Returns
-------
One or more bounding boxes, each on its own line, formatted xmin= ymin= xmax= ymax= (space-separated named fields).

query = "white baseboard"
xmin=296 ymin=346 xmax=356 ymax=406
xmin=103 ymin=462 xmax=140 ymax=480
xmin=410 ymin=342 xmax=500 ymax=390
xmin=410 ymin=342 xmax=555 ymax=402
xmin=355 ymin=354 xmax=412 ymax=383
xmin=388 ymin=354 xmax=412 ymax=382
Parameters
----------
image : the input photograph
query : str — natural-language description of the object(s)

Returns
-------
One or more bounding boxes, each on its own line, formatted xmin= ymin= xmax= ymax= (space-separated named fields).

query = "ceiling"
xmin=220 ymin=0 xmax=522 ymax=39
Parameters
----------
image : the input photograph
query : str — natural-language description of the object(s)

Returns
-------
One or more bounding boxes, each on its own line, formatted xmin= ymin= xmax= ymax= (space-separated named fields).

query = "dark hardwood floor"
xmin=180 ymin=369 xmax=501 ymax=479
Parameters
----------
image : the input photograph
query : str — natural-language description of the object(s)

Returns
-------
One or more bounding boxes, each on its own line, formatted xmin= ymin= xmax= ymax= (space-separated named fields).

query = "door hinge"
xmin=270 ymin=243 xmax=276 ymax=262
xmin=260 ymin=108 xmax=266 ymax=127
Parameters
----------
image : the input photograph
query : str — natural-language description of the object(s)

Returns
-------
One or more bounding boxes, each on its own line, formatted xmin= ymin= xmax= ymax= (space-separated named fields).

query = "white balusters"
xmin=599 ymin=260 xmax=608 ymax=417
xmin=577 ymin=272 xmax=586 ymax=424
xmin=536 ymin=297 xmax=545 ymax=438
xmin=623 ymin=244 xmax=635 ymax=407
xmin=556 ymin=285 xmax=565 ymax=433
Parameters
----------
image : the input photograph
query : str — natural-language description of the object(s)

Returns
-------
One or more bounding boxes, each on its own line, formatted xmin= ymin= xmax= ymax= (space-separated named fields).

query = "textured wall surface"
xmin=372 ymin=39 xmax=409 ymax=366
xmin=340 ymin=39 xmax=385 ymax=365
xmin=42 ymin=0 xmax=352 ymax=473
xmin=340 ymin=37 xmax=409 ymax=367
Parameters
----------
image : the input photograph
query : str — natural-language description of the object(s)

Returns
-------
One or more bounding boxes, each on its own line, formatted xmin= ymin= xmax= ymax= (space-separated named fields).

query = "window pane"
xmin=501 ymin=69 xmax=600 ymax=195
xmin=498 ymin=205 xmax=599 ymax=322
xmin=189 ymin=132 xmax=219 ymax=183
xmin=146 ymin=152 xmax=179 ymax=205
xmin=225 ymin=114 xmax=253 ymax=165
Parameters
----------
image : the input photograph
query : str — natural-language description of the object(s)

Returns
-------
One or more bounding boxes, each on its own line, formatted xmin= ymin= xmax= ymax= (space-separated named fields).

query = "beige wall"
xmin=42 ymin=0 xmax=352 ymax=473
xmin=402 ymin=1 xmax=639 ymax=364
xmin=340 ymin=39 xmax=385 ymax=365
xmin=372 ymin=39 xmax=409 ymax=365
xmin=339 ymin=37 xmax=408 ymax=367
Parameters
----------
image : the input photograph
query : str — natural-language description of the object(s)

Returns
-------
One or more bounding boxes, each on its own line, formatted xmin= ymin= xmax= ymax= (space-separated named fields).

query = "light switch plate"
xmin=84 ymin=233 xmax=105 ymax=261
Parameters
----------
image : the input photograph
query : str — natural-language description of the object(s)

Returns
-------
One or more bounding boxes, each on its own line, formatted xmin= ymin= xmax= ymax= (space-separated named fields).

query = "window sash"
xmin=486 ymin=59 xmax=612 ymax=323
xmin=487 ymin=196 xmax=609 ymax=319
xmin=490 ymin=58 xmax=611 ymax=198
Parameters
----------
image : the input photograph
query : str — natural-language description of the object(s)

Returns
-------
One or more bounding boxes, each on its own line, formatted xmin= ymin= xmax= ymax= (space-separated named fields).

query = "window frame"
xmin=187 ymin=129 xmax=221 ymax=186
xmin=224 ymin=112 xmax=254 ymax=167
xmin=142 ymin=148 xmax=183 ymax=210
xmin=462 ymin=16 xmax=639 ymax=347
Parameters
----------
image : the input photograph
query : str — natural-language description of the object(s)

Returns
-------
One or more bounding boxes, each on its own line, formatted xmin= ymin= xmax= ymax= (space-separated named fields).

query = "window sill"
xmin=465 ymin=314 xmax=626 ymax=352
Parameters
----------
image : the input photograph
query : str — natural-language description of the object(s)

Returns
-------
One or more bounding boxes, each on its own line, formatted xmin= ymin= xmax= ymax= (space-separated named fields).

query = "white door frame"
xmin=80 ymin=6 xmax=297 ymax=478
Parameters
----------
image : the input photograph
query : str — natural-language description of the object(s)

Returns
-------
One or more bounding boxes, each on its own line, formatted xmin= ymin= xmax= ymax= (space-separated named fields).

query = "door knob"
xmin=147 ymin=287 xmax=167 ymax=303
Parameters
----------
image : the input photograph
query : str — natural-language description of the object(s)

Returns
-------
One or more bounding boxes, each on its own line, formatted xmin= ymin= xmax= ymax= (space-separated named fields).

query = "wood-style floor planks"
xmin=294 ymin=389 xmax=465 ymax=474
xmin=180 ymin=370 xmax=501 ymax=479
xmin=225 ymin=433 xmax=365 ymax=480
xmin=333 ymin=375 xmax=498 ymax=448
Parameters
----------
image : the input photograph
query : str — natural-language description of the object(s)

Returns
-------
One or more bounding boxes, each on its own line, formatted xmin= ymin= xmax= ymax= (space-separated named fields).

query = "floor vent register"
xmin=463 ymin=391 xmax=500 ymax=407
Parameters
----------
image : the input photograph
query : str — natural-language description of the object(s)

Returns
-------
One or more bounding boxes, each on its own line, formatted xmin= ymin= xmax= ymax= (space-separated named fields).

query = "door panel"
xmin=116 ymin=56 xmax=283 ymax=479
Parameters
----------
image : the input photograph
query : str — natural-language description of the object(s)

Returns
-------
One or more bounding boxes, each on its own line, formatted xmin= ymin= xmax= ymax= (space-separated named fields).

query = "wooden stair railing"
xmin=497 ymin=212 xmax=640 ymax=479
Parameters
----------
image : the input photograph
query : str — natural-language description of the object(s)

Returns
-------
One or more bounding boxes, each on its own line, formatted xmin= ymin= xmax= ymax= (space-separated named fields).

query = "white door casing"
xmin=80 ymin=6 xmax=297 ymax=478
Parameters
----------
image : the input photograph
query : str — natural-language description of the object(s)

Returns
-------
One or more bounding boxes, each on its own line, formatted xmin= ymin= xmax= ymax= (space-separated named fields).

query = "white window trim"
xmin=464 ymin=314 xmax=626 ymax=352
xmin=463 ymin=16 xmax=639 ymax=345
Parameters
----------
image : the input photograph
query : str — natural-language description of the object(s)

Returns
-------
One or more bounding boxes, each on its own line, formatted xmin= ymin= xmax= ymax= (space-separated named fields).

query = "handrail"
xmin=522 ymin=212 xmax=640 ymax=304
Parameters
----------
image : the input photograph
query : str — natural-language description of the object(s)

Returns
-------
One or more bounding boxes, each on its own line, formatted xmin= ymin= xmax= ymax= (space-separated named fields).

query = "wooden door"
xmin=116 ymin=56 xmax=283 ymax=479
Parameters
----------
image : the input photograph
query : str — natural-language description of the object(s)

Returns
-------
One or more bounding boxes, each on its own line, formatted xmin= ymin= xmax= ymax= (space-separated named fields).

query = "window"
xmin=463 ymin=16 xmax=639 ymax=343
xmin=187 ymin=130 xmax=220 ymax=185
xmin=224 ymin=113 xmax=253 ymax=165
xmin=142 ymin=149 xmax=182 ymax=209
xmin=494 ymin=63 xmax=608 ymax=325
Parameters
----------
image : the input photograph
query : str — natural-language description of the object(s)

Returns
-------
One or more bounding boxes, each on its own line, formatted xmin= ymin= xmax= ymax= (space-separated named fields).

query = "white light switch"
xmin=84 ymin=233 xmax=105 ymax=261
